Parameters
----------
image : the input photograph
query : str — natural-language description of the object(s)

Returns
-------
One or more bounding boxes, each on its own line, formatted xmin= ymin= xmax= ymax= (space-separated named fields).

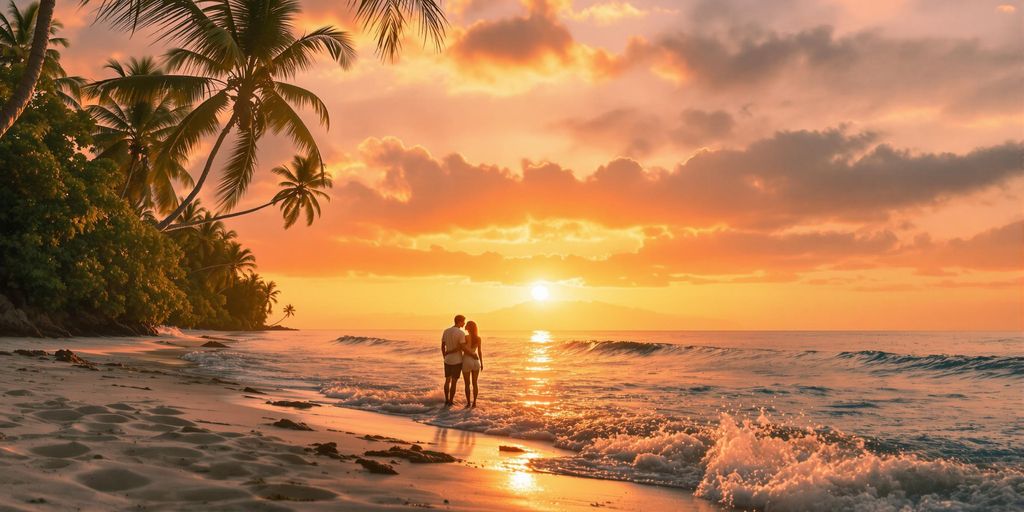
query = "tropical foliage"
xmin=86 ymin=57 xmax=194 ymax=213
xmin=0 ymin=0 xmax=81 ymax=107
xmin=0 ymin=65 xmax=186 ymax=334
xmin=0 ymin=0 xmax=450 ymax=335
xmin=166 ymin=200 xmax=279 ymax=330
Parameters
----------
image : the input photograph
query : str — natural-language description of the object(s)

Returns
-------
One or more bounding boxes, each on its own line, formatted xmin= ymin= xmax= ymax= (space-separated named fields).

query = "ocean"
xmin=176 ymin=329 xmax=1023 ymax=511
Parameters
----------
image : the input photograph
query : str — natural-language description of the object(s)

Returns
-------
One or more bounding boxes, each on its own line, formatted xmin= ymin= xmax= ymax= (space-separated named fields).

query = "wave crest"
xmin=838 ymin=350 xmax=1024 ymax=378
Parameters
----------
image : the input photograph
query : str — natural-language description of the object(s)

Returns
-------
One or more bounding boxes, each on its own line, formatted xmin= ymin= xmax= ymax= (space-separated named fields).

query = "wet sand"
xmin=0 ymin=337 xmax=716 ymax=511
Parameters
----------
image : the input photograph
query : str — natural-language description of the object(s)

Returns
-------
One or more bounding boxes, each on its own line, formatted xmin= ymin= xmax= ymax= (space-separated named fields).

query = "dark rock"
xmin=54 ymin=349 xmax=89 ymax=364
xmin=201 ymin=341 xmax=228 ymax=348
xmin=14 ymin=349 xmax=47 ymax=357
xmin=211 ymin=377 xmax=239 ymax=385
xmin=363 ymin=445 xmax=455 ymax=464
xmin=355 ymin=458 xmax=398 ymax=475
xmin=0 ymin=351 xmax=11 ymax=356
xmin=357 ymin=434 xmax=407 ymax=443
xmin=307 ymin=442 xmax=354 ymax=460
xmin=499 ymin=445 xmax=527 ymax=453
xmin=243 ymin=387 xmax=267 ymax=395
xmin=270 ymin=419 xmax=314 ymax=431
xmin=267 ymin=400 xmax=320 ymax=410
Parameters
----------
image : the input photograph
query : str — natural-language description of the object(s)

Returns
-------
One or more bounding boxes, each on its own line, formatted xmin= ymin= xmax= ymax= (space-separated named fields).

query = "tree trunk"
xmin=163 ymin=198 xmax=279 ymax=231
xmin=0 ymin=0 xmax=56 ymax=138
xmin=156 ymin=117 xmax=237 ymax=230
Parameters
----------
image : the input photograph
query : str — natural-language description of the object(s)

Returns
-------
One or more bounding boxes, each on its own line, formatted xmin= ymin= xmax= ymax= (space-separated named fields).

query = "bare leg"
xmin=443 ymin=377 xmax=452 ymax=405
xmin=471 ymin=371 xmax=479 ymax=406
xmin=463 ymin=371 xmax=471 ymax=407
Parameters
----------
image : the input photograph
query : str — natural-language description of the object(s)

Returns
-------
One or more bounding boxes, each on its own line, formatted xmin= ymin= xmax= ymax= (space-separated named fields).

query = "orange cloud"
xmin=326 ymin=132 xmax=1023 ymax=234
xmin=248 ymin=219 xmax=1022 ymax=287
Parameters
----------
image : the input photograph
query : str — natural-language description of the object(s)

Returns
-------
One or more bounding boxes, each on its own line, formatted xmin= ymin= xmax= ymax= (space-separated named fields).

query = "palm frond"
xmin=216 ymin=124 xmax=261 ymax=210
xmin=350 ymin=0 xmax=447 ymax=61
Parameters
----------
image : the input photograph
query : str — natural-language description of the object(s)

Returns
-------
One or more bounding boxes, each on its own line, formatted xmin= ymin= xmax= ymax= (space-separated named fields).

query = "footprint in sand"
xmin=154 ymin=429 xmax=227 ymax=445
xmin=30 ymin=441 xmax=91 ymax=458
xmin=75 ymin=405 xmax=110 ymax=415
xmin=145 ymin=415 xmax=196 ymax=427
xmin=148 ymin=406 xmax=184 ymax=415
xmin=106 ymin=403 xmax=136 ymax=411
xmin=90 ymin=414 xmax=133 ymax=424
xmin=34 ymin=409 xmax=84 ymax=422
xmin=77 ymin=467 xmax=151 ymax=492
xmin=253 ymin=483 xmax=336 ymax=502
xmin=127 ymin=446 xmax=205 ymax=460
xmin=3 ymin=389 xmax=32 ymax=396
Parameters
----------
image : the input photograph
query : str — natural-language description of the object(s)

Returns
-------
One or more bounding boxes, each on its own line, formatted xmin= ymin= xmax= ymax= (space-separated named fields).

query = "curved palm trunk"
xmin=163 ymin=198 xmax=278 ymax=231
xmin=156 ymin=117 xmax=236 ymax=230
xmin=0 ymin=0 xmax=55 ymax=138
xmin=270 ymin=313 xmax=291 ymax=326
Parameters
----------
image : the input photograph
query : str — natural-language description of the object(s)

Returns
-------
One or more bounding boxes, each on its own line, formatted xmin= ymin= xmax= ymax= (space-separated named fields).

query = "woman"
xmin=461 ymin=321 xmax=484 ymax=408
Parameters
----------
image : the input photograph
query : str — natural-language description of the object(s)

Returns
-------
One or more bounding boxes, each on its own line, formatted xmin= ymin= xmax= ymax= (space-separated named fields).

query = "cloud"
xmin=448 ymin=0 xmax=577 ymax=79
xmin=596 ymin=25 xmax=1024 ymax=117
xmin=672 ymin=108 xmax=735 ymax=145
xmin=896 ymin=220 xmax=1024 ymax=272
xmin=328 ymin=131 xmax=1023 ymax=233
xmin=249 ymin=218 xmax=1022 ymax=287
xmin=568 ymin=2 xmax=650 ymax=24
xmin=558 ymin=107 xmax=735 ymax=156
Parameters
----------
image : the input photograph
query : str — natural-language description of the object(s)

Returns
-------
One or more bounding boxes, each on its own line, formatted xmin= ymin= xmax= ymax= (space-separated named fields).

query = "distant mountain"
xmin=472 ymin=300 xmax=732 ymax=330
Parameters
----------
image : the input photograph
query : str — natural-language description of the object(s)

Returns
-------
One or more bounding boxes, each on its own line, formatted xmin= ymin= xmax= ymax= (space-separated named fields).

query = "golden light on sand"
xmin=501 ymin=452 xmax=543 ymax=494
xmin=530 ymin=284 xmax=550 ymax=302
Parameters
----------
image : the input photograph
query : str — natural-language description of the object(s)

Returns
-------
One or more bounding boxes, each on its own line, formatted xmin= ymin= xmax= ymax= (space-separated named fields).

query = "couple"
xmin=441 ymin=315 xmax=484 ymax=408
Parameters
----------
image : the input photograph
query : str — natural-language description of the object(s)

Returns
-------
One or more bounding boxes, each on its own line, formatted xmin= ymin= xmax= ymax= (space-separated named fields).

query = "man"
xmin=441 ymin=315 xmax=466 ymax=406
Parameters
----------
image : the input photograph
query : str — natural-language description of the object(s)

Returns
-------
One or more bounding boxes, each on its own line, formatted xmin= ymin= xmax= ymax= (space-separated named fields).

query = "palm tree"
xmin=263 ymin=280 xmax=279 ymax=315
xmin=90 ymin=0 xmax=356 ymax=231
xmin=164 ymin=154 xmax=332 ymax=231
xmin=87 ymin=57 xmax=193 ymax=212
xmin=0 ymin=0 xmax=447 ymax=139
xmin=0 ymin=0 xmax=81 ymax=107
xmin=270 ymin=303 xmax=295 ymax=326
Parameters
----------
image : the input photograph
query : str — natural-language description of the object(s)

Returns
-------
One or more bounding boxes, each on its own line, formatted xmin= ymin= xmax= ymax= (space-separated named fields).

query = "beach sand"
xmin=0 ymin=337 xmax=716 ymax=511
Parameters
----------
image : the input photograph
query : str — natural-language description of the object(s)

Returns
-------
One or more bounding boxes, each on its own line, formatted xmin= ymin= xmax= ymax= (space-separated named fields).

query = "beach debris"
xmin=498 ymin=445 xmax=527 ymax=453
xmin=357 ymin=434 xmax=408 ymax=444
xmin=267 ymin=400 xmax=321 ymax=410
xmin=306 ymin=442 xmax=356 ymax=461
xmin=355 ymin=458 xmax=398 ymax=475
xmin=201 ymin=341 xmax=229 ymax=348
xmin=0 ymin=351 xmax=11 ymax=356
xmin=243 ymin=386 xmax=267 ymax=395
xmin=270 ymin=419 xmax=314 ymax=431
xmin=363 ymin=445 xmax=456 ymax=464
xmin=54 ymin=349 xmax=89 ymax=364
xmin=13 ymin=349 xmax=47 ymax=357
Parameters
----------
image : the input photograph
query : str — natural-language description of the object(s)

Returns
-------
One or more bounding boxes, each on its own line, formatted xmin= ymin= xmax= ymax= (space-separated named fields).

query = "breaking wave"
xmin=836 ymin=350 xmax=1024 ymax=379
xmin=556 ymin=340 xmax=1023 ymax=379
xmin=533 ymin=413 xmax=1024 ymax=511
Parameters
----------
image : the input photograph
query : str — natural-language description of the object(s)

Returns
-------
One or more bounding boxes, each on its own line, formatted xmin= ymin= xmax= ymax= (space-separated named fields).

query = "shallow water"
xmin=173 ymin=329 xmax=1023 ymax=511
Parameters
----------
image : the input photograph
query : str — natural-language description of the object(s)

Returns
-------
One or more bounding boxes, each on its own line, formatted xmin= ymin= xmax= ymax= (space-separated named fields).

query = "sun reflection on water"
xmin=501 ymin=451 xmax=543 ymax=494
xmin=521 ymin=330 xmax=555 ymax=407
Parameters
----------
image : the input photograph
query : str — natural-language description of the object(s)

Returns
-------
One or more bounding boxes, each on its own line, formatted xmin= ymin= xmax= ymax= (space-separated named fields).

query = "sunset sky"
xmin=57 ymin=0 xmax=1023 ymax=330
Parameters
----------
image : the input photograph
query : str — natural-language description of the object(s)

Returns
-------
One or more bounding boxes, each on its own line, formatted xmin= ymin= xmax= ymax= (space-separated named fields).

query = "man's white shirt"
xmin=442 ymin=326 xmax=465 ymax=365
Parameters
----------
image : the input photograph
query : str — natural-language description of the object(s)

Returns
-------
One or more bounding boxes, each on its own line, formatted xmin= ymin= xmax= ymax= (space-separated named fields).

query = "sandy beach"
xmin=0 ymin=336 xmax=714 ymax=511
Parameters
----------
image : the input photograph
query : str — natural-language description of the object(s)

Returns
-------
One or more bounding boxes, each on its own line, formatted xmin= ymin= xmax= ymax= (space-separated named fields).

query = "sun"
xmin=531 ymin=284 xmax=550 ymax=302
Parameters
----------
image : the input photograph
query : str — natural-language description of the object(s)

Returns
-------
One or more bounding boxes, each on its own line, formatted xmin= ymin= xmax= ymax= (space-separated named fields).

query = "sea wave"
xmin=837 ymin=350 xmax=1024 ymax=379
xmin=333 ymin=335 xmax=435 ymax=355
xmin=556 ymin=340 xmax=1023 ymax=379
xmin=531 ymin=413 xmax=1024 ymax=511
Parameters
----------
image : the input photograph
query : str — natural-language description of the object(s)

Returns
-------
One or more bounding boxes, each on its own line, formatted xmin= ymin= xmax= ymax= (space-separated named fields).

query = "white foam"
xmin=695 ymin=413 xmax=1024 ymax=511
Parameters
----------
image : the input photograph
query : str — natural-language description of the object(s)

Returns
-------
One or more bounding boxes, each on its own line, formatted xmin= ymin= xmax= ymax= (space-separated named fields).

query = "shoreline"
xmin=0 ymin=336 xmax=716 ymax=511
